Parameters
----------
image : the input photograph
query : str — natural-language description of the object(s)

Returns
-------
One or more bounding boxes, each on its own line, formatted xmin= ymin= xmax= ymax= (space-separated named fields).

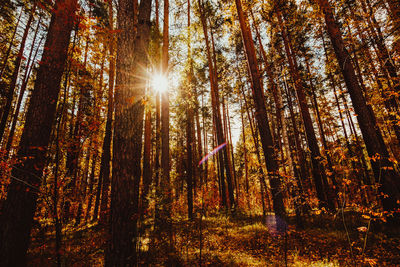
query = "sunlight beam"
xmin=152 ymin=74 xmax=168 ymax=93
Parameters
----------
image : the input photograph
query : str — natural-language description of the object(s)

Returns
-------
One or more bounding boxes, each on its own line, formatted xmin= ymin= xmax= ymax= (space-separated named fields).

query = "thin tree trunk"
xmin=239 ymin=98 xmax=250 ymax=209
xmin=185 ymin=0 xmax=194 ymax=220
xmin=141 ymin=105 xmax=152 ymax=215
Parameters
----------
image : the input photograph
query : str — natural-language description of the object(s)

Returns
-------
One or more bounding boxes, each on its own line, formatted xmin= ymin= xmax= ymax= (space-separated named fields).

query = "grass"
xmin=27 ymin=213 xmax=400 ymax=266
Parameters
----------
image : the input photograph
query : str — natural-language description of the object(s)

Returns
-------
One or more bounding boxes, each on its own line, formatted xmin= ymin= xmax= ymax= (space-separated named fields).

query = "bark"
xmin=105 ymin=0 xmax=151 ymax=265
xmin=235 ymin=0 xmax=286 ymax=218
xmin=0 ymin=0 xmax=77 ymax=265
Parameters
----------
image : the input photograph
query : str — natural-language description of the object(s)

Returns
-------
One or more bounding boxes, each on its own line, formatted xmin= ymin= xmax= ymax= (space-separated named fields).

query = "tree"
xmin=105 ymin=0 xmax=151 ymax=265
xmin=0 ymin=2 xmax=36 ymax=142
xmin=315 ymin=0 xmax=400 ymax=217
xmin=0 ymin=0 xmax=78 ymax=264
xmin=234 ymin=0 xmax=285 ymax=218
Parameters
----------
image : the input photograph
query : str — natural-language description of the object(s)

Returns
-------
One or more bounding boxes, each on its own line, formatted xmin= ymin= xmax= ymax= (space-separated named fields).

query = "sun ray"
xmin=152 ymin=73 xmax=168 ymax=93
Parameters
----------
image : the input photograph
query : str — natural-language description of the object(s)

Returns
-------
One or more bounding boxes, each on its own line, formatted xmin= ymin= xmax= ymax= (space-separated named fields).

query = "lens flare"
xmin=198 ymin=142 xmax=227 ymax=166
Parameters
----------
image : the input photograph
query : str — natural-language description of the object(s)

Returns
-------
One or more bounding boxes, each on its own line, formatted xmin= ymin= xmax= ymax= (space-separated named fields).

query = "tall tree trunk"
xmin=5 ymin=17 xmax=43 ymax=153
xmin=239 ymin=98 xmax=250 ymax=208
xmin=0 ymin=0 xmax=77 ymax=265
xmin=209 ymin=25 xmax=235 ymax=209
xmin=0 ymin=8 xmax=23 ymax=79
xmin=185 ymin=0 xmax=194 ymax=220
xmin=251 ymin=9 xmax=306 ymax=215
xmin=141 ymin=106 xmax=152 ymax=215
xmin=0 ymin=3 xmax=36 ymax=142
xmin=105 ymin=0 xmax=151 ymax=265
xmin=303 ymin=53 xmax=337 ymax=189
xmin=197 ymin=0 xmax=228 ymax=209
xmin=315 ymin=0 xmax=400 ymax=216
xmin=235 ymin=0 xmax=286 ymax=218
xmin=157 ymin=0 xmax=173 ymax=254
xmin=226 ymin=101 xmax=238 ymax=202
xmin=276 ymin=9 xmax=334 ymax=211
xmin=95 ymin=0 xmax=115 ymax=223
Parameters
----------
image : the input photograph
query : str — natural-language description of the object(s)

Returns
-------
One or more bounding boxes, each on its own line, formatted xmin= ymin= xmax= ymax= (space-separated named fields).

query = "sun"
xmin=152 ymin=73 xmax=169 ymax=93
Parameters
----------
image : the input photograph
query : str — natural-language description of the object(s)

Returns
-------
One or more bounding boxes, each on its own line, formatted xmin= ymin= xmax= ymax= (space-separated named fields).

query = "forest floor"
xmin=27 ymin=212 xmax=400 ymax=266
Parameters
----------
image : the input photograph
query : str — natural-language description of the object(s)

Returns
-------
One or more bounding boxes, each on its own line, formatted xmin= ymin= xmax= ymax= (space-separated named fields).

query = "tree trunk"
xmin=0 ymin=3 xmax=36 ymax=142
xmin=185 ymin=0 xmax=194 ymax=220
xmin=197 ymin=0 xmax=228 ymax=209
xmin=235 ymin=0 xmax=286 ymax=218
xmin=105 ymin=0 xmax=151 ymax=265
xmin=209 ymin=26 xmax=235 ymax=209
xmin=95 ymin=0 xmax=115 ymax=224
xmin=277 ymin=10 xmax=334 ymax=211
xmin=141 ymin=107 xmax=152 ymax=215
xmin=315 ymin=0 xmax=400 ymax=216
xmin=5 ymin=17 xmax=43 ymax=153
xmin=0 ymin=0 xmax=77 ymax=265
xmin=0 ymin=8 xmax=23 ymax=79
